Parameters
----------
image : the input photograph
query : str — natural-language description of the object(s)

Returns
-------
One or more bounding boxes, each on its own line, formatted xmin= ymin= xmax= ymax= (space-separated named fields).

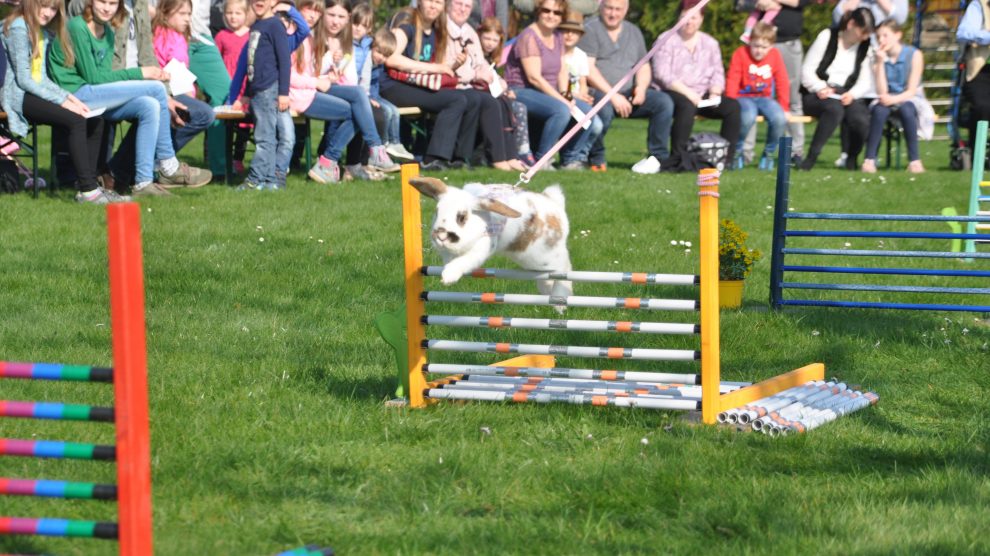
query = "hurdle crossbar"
xmin=0 ymin=203 xmax=153 ymax=555
xmin=401 ymin=164 xmax=823 ymax=424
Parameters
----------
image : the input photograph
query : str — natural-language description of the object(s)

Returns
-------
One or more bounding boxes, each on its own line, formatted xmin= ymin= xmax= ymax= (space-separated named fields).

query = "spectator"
xmin=477 ymin=15 xmax=535 ymax=165
xmin=798 ymin=7 xmax=875 ymax=171
xmin=726 ymin=21 xmax=790 ymax=171
xmin=469 ymin=0 xmax=508 ymax=32
xmin=862 ymin=20 xmax=925 ymax=173
xmin=503 ymin=0 xmax=599 ymax=170
xmin=580 ymin=0 xmax=673 ymax=174
xmin=832 ymin=0 xmax=908 ymax=26
xmin=958 ymin=0 xmax=990 ymax=154
xmin=214 ymin=0 xmax=251 ymax=174
xmin=368 ymin=28 xmax=416 ymax=161
xmin=558 ymin=10 xmax=602 ymax=169
xmin=649 ymin=0 xmax=741 ymax=166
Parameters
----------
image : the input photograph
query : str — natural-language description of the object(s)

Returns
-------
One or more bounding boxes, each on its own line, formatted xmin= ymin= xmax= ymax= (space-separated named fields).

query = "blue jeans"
xmin=590 ymin=88 xmax=673 ymax=165
xmin=376 ymin=96 xmax=401 ymax=144
xmin=247 ymin=84 xmax=295 ymax=186
xmin=737 ymin=96 xmax=787 ymax=157
xmin=864 ymin=102 xmax=919 ymax=162
xmin=73 ymin=81 xmax=174 ymax=184
xmin=512 ymin=87 xmax=597 ymax=164
xmin=564 ymin=98 xmax=603 ymax=165
xmin=326 ymin=85 xmax=382 ymax=147
xmin=173 ymin=94 xmax=216 ymax=152
xmin=304 ymin=92 xmax=355 ymax=162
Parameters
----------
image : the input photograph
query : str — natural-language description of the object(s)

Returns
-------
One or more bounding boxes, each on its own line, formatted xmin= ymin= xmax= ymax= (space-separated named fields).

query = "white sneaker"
xmin=632 ymin=155 xmax=661 ymax=174
xmin=834 ymin=152 xmax=848 ymax=168
xmin=386 ymin=142 xmax=415 ymax=162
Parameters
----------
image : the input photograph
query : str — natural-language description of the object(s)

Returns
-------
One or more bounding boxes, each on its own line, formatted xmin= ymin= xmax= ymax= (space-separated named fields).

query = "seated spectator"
xmin=477 ymin=15 xmax=535 ymax=165
xmin=726 ymin=22 xmax=790 ymax=170
xmin=503 ymin=0 xmax=598 ymax=170
xmin=380 ymin=0 xmax=479 ymax=171
xmin=649 ymin=0 xmax=741 ymax=166
xmin=862 ymin=20 xmax=925 ymax=173
xmin=958 ymin=0 xmax=990 ymax=154
xmin=798 ymin=7 xmax=874 ymax=171
xmin=558 ymin=10 xmax=602 ymax=169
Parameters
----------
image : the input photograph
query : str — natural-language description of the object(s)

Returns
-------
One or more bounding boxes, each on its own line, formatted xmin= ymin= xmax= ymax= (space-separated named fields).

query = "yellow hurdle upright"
xmin=400 ymin=165 xmax=824 ymax=423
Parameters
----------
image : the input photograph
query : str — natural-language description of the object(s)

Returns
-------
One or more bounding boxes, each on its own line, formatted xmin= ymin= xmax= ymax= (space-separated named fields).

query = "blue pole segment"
xmin=783 ymin=248 xmax=990 ymax=259
xmin=777 ymin=299 xmax=990 ymax=312
xmin=784 ymin=231 xmax=990 ymax=240
xmin=784 ymin=212 xmax=990 ymax=222
xmin=782 ymin=265 xmax=990 ymax=278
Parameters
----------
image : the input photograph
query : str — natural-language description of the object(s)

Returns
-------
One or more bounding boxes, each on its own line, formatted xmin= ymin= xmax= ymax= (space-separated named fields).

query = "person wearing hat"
xmin=559 ymin=10 xmax=603 ymax=168
xmin=579 ymin=0 xmax=674 ymax=173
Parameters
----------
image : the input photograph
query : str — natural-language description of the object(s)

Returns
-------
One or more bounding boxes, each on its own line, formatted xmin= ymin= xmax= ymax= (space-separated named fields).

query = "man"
xmin=579 ymin=0 xmax=673 ymax=174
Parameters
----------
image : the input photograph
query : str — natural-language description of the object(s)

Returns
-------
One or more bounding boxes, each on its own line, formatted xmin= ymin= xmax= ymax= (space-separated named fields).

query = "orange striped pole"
xmin=697 ymin=169 xmax=721 ymax=425
xmin=401 ymin=165 xmax=429 ymax=408
xmin=106 ymin=204 xmax=153 ymax=555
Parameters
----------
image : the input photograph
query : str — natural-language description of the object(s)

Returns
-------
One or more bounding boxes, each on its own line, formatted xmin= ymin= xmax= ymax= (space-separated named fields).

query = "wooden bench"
xmin=215 ymin=109 xmax=314 ymax=185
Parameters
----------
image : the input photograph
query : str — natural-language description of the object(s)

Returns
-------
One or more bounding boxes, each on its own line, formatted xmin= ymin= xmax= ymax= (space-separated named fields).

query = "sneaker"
xmin=368 ymin=145 xmax=401 ymax=173
xmin=419 ymin=159 xmax=449 ymax=172
xmin=158 ymin=162 xmax=212 ymax=189
xmin=364 ymin=165 xmax=391 ymax=181
xmin=834 ymin=152 xmax=848 ymax=169
xmin=308 ymin=160 xmax=341 ymax=184
xmin=561 ymin=160 xmax=587 ymax=171
xmin=235 ymin=181 xmax=263 ymax=191
xmin=75 ymin=189 xmax=120 ymax=204
xmin=519 ymin=153 xmax=537 ymax=167
xmin=758 ymin=154 xmax=775 ymax=171
xmin=345 ymin=163 xmax=372 ymax=180
xmin=101 ymin=187 xmax=132 ymax=202
xmin=590 ymin=163 xmax=607 ymax=172
xmin=385 ymin=142 xmax=415 ymax=161
xmin=631 ymin=155 xmax=661 ymax=174
xmin=132 ymin=182 xmax=172 ymax=197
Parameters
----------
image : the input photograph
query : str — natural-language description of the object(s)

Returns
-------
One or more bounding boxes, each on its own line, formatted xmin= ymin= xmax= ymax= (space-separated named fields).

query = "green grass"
xmin=1 ymin=120 xmax=988 ymax=555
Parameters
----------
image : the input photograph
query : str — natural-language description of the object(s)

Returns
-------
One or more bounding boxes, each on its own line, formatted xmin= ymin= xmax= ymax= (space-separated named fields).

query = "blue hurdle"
xmin=769 ymin=137 xmax=990 ymax=313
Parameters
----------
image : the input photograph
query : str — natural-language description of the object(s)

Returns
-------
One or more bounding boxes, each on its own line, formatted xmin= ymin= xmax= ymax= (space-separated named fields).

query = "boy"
xmin=725 ymin=22 xmax=790 ymax=170
xmin=230 ymin=0 xmax=294 ymax=190
xmin=369 ymin=28 xmax=414 ymax=161
xmin=558 ymin=10 xmax=602 ymax=170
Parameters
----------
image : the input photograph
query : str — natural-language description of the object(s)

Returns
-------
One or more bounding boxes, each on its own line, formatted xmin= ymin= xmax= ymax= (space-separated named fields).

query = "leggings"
xmin=22 ymin=93 xmax=103 ymax=192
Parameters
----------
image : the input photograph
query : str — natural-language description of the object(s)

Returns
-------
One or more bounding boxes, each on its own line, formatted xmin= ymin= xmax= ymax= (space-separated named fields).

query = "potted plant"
xmin=718 ymin=219 xmax=762 ymax=308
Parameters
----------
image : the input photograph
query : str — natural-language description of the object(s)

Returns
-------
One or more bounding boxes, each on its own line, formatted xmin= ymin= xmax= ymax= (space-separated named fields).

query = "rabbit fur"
xmin=409 ymin=177 xmax=573 ymax=302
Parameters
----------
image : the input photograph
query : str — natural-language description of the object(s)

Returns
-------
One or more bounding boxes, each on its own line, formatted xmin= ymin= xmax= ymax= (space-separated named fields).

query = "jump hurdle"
xmin=400 ymin=165 xmax=824 ymax=425
xmin=770 ymin=137 xmax=990 ymax=313
xmin=1 ymin=204 xmax=153 ymax=555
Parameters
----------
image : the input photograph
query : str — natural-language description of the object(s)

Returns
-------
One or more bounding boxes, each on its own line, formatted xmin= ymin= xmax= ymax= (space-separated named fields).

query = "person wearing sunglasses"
xmin=503 ymin=0 xmax=600 ymax=169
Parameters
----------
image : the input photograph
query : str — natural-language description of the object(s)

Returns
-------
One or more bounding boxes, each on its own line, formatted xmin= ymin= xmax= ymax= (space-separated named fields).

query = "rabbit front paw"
xmin=441 ymin=266 xmax=464 ymax=285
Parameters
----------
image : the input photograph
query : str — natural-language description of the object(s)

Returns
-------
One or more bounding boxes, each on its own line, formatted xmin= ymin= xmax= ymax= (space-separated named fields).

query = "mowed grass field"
xmin=1 ymin=119 xmax=988 ymax=555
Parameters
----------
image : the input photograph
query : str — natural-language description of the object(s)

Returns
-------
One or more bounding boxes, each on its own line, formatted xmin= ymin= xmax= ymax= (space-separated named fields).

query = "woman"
xmin=503 ymin=0 xmax=598 ymax=169
xmin=649 ymin=0 xmax=741 ymax=167
xmin=446 ymin=0 xmax=526 ymax=171
xmin=380 ymin=0 xmax=479 ymax=171
xmin=1 ymin=0 xmax=111 ymax=203
xmin=862 ymin=20 xmax=925 ymax=174
xmin=798 ymin=7 xmax=875 ymax=171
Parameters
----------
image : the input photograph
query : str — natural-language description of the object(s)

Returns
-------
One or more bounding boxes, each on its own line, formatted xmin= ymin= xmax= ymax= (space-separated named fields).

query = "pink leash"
xmin=516 ymin=0 xmax=713 ymax=186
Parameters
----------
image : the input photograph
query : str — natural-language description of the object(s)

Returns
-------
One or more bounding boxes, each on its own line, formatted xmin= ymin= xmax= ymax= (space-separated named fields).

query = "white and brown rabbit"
xmin=409 ymin=177 xmax=573 ymax=302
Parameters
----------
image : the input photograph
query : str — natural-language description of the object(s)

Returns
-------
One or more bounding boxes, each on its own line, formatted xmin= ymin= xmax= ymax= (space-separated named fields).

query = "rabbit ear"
xmin=409 ymin=177 xmax=448 ymax=199
xmin=478 ymin=198 xmax=522 ymax=218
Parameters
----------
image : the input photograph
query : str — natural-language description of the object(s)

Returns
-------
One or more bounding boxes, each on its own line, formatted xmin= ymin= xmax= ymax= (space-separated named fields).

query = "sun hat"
xmin=558 ymin=11 xmax=585 ymax=34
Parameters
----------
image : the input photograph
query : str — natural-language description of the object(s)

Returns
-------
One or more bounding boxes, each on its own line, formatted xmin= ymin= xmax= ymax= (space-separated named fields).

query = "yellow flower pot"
xmin=718 ymin=280 xmax=744 ymax=309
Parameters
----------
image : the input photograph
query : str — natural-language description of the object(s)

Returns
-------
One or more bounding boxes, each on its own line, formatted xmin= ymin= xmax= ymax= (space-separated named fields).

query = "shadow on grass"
xmin=298 ymin=365 xmax=397 ymax=401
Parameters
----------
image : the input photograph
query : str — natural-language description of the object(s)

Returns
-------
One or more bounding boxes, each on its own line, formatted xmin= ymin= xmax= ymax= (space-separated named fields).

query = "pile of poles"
xmin=717 ymin=380 xmax=878 ymax=436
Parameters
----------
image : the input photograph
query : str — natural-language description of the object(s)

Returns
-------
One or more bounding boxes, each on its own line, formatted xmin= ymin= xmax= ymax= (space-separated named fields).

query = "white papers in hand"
xmin=84 ymin=106 xmax=106 ymax=119
xmin=163 ymin=59 xmax=197 ymax=97
xmin=570 ymin=104 xmax=591 ymax=130
xmin=697 ymin=95 xmax=721 ymax=108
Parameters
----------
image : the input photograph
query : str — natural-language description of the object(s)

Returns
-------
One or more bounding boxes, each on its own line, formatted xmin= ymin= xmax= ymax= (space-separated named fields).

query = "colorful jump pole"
xmin=697 ymin=168 xmax=721 ymax=424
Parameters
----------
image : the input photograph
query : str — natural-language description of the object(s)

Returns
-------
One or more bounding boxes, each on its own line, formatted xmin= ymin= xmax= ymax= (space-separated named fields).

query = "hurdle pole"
xmin=965 ymin=120 xmax=987 ymax=254
xmin=106 ymin=203 xmax=153 ymax=556
xmin=401 ymin=164 xmax=430 ymax=408
xmin=697 ymin=168 xmax=721 ymax=424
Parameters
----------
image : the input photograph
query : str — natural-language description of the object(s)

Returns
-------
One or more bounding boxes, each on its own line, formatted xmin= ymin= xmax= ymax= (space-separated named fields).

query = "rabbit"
xmin=409 ymin=177 xmax=573 ymax=304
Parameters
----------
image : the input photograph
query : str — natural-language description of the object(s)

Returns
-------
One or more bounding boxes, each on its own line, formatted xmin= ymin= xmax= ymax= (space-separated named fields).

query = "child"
xmin=152 ymin=0 xmax=217 ymax=153
xmin=369 ymin=27 xmax=414 ymax=161
xmin=862 ymin=20 xmax=927 ymax=174
xmin=215 ymin=0 xmax=251 ymax=173
xmin=557 ymin=10 xmax=602 ymax=170
xmin=229 ymin=0 xmax=294 ymax=190
xmin=317 ymin=0 xmax=355 ymax=85
xmin=477 ymin=16 xmax=534 ymax=167
xmin=739 ymin=8 xmax=778 ymax=45
xmin=725 ymin=22 xmax=790 ymax=170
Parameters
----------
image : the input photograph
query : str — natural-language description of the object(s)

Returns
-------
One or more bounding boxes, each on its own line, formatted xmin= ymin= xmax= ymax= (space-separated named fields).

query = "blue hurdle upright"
xmin=770 ymin=137 xmax=990 ymax=313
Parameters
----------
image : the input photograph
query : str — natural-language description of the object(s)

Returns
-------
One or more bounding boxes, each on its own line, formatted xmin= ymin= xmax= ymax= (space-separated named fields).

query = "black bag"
xmin=687 ymin=132 xmax=731 ymax=172
xmin=0 ymin=159 xmax=22 ymax=194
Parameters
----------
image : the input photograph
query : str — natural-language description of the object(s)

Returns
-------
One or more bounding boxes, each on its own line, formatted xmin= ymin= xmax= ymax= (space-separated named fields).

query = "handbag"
xmin=387 ymin=68 xmax=459 ymax=91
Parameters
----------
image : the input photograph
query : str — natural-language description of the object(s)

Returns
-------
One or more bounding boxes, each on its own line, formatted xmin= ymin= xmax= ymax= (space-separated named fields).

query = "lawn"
xmin=1 ymin=119 xmax=988 ymax=555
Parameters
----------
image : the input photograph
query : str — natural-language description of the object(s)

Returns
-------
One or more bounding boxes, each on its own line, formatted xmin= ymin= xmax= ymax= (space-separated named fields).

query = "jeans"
xmin=737 ymin=96 xmax=787 ymax=157
xmin=173 ymin=94 xmax=216 ymax=152
xmin=864 ymin=102 xmax=920 ymax=162
xmin=304 ymin=92 xmax=355 ymax=162
xmin=564 ymin=98 xmax=603 ymax=165
xmin=326 ymin=85 xmax=382 ymax=147
xmin=73 ymin=80 xmax=174 ymax=184
xmin=247 ymin=84 xmax=295 ymax=186
xmin=376 ymin=96 xmax=401 ymax=144
xmin=589 ymin=88 xmax=673 ymax=165
xmin=512 ymin=87 xmax=598 ymax=164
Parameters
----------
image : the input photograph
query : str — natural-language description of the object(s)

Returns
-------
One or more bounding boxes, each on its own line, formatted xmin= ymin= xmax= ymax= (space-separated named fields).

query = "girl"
xmin=152 ymin=0 xmax=216 ymax=153
xmin=381 ymin=0 xmax=478 ymax=170
xmin=861 ymin=20 xmax=926 ymax=174
xmin=478 ymin=15 xmax=534 ymax=166
xmin=215 ymin=0 xmax=252 ymax=174
xmin=49 ymin=0 xmax=211 ymax=194
xmin=314 ymin=0 xmax=398 ymax=176
xmin=0 ymin=0 xmax=111 ymax=203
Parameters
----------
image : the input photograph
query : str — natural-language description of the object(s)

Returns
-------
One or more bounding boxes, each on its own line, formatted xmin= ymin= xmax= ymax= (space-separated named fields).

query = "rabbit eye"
xmin=456 ymin=211 xmax=468 ymax=226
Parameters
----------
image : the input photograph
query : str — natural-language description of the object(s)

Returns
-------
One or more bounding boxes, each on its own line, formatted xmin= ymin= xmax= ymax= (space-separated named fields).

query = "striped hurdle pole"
xmin=0 ymin=203 xmax=153 ymax=554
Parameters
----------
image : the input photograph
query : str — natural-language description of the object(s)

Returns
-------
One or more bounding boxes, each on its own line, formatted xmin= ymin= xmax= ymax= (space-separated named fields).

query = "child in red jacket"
xmin=726 ymin=22 xmax=790 ymax=170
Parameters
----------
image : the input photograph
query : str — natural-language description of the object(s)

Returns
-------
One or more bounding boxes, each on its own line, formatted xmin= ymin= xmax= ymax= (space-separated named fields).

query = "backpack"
xmin=687 ymin=132 xmax=731 ymax=172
